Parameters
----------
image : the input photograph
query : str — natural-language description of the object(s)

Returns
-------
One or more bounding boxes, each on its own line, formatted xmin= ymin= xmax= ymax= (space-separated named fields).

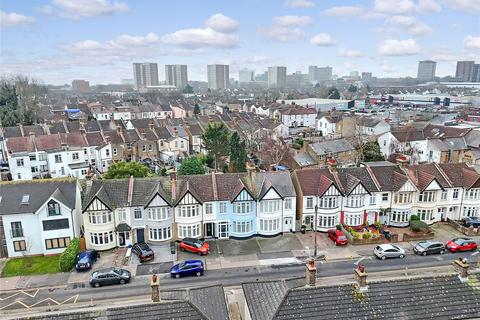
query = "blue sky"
xmin=1 ymin=0 xmax=479 ymax=84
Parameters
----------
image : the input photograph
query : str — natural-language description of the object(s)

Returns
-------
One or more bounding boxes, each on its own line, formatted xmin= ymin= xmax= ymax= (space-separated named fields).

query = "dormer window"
xmin=48 ymin=200 xmax=61 ymax=216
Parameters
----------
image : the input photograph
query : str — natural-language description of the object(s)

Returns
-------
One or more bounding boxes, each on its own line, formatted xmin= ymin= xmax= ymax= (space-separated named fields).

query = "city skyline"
xmin=2 ymin=0 xmax=480 ymax=84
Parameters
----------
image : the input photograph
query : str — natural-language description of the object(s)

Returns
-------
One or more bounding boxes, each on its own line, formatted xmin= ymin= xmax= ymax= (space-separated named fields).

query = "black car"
xmin=132 ymin=242 xmax=154 ymax=262
xmin=462 ymin=217 xmax=480 ymax=228
xmin=413 ymin=241 xmax=446 ymax=256
xmin=89 ymin=268 xmax=131 ymax=288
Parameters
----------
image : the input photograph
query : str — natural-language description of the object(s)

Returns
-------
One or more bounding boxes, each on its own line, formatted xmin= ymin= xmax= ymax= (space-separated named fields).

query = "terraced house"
xmin=81 ymin=171 xmax=296 ymax=250
xmin=293 ymin=162 xmax=480 ymax=231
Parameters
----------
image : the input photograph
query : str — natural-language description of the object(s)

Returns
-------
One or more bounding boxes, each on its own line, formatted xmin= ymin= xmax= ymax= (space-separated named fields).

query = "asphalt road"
xmin=1 ymin=250 xmax=479 ymax=311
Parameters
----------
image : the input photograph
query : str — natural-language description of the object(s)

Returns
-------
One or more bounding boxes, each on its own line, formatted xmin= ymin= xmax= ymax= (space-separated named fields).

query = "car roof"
xmin=378 ymin=244 xmax=395 ymax=249
xmin=184 ymin=260 xmax=203 ymax=265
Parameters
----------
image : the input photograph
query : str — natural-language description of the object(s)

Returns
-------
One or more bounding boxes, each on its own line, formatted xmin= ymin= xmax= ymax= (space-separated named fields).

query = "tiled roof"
xmin=437 ymin=163 xmax=480 ymax=189
xmin=253 ymin=172 xmax=297 ymax=199
xmin=294 ymin=168 xmax=341 ymax=196
xmin=5 ymin=136 xmax=35 ymax=153
xmin=48 ymin=122 xmax=67 ymax=134
xmin=34 ymin=134 xmax=62 ymax=151
xmin=188 ymin=285 xmax=229 ymax=320
xmin=391 ymin=129 xmax=425 ymax=142
xmin=281 ymin=107 xmax=316 ymax=115
xmin=423 ymin=124 xmax=471 ymax=139
xmin=243 ymin=280 xmax=289 ymax=320
xmin=0 ymin=179 xmax=77 ymax=215
xmin=404 ymin=163 xmax=451 ymax=191
xmin=85 ymin=131 xmax=106 ymax=147
xmin=337 ymin=167 xmax=379 ymax=194
xmin=368 ymin=165 xmax=409 ymax=192
xmin=2 ymin=126 xmax=23 ymax=138
xmin=310 ymin=139 xmax=354 ymax=156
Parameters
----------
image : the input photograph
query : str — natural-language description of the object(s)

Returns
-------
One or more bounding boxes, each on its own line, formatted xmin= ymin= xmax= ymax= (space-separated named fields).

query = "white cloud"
xmin=310 ymin=33 xmax=336 ymax=46
xmin=445 ymin=0 xmax=480 ymax=13
xmin=162 ymin=13 xmax=240 ymax=49
xmin=464 ymin=36 xmax=480 ymax=50
xmin=162 ymin=28 xmax=239 ymax=49
xmin=273 ymin=15 xmax=313 ymax=27
xmin=322 ymin=6 xmax=365 ymax=16
xmin=258 ymin=26 xmax=306 ymax=42
xmin=205 ymin=13 xmax=239 ymax=33
xmin=0 ymin=11 xmax=35 ymax=28
xmin=377 ymin=38 xmax=421 ymax=56
xmin=337 ymin=49 xmax=363 ymax=57
xmin=386 ymin=15 xmax=433 ymax=36
xmin=418 ymin=0 xmax=441 ymax=12
xmin=43 ymin=0 xmax=128 ymax=19
xmin=283 ymin=0 xmax=315 ymax=8
xmin=373 ymin=0 xmax=417 ymax=14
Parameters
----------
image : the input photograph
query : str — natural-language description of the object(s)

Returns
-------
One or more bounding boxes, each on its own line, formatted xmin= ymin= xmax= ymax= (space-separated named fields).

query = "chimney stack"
xmin=305 ymin=259 xmax=317 ymax=286
xmin=453 ymin=257 xmax=469 ymax=282
xmin=150 ymin=274 xmax=160 ymax=302
xmin=355 ymin=263 xmax=368 ymax=291
xmin=170 ymin=169 xmax=177 ymax=202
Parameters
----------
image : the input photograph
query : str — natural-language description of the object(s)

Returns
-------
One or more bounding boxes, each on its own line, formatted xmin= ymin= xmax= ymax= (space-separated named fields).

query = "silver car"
xmin=374 ymin=244 xmax=405 ymax=260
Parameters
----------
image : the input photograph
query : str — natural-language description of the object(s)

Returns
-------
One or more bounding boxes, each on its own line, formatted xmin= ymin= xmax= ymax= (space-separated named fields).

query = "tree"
xmin=257 ymin=138 xmax=289 ymax=169
xmin=178 ymin=157 xmax=206 ymax=175
xmin=348 ymin=84 xmax=358 ymax=92
xmin=363 ymin=141 xmax=385 ymax=162
xmin=193 ymin=103 xmax=201 ymax=115
xmin=202 ymin=122 xmax=230 ymax=171
xmin=103 ymin=161 xmax=150 ymax=179
xmin=326 ymin=87 xmax=340 ymax=99
xmin=229 ymin=132 xmax=247 ymax=172
xmin=0 ymin=82 xmax=20 ymax=126
xmin=183 ymin=84 xmax=193 ymax=94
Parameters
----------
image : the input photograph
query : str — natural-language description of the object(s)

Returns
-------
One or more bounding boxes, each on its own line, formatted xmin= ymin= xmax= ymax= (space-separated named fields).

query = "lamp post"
xmin=314 ymin=204 xmax=318 ymax=258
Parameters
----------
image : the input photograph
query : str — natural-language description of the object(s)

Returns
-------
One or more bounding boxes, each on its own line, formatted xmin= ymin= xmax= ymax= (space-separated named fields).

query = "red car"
xmin=178 ymin=238 xmax=209 ymax=255
xmin=327 ymin=229 xmax=348 ymax=246
xmin=445 ymin=238 xmax=477 ymax=253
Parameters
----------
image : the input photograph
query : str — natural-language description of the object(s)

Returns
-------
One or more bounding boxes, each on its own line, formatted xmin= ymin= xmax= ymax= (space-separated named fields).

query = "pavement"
xmin=1 ymin=223 xmax=479 ymax=292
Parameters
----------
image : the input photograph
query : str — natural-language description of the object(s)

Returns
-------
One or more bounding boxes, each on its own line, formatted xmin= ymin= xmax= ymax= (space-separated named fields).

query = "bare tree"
xmin=257 ymin=137 xmax=289 ymax=169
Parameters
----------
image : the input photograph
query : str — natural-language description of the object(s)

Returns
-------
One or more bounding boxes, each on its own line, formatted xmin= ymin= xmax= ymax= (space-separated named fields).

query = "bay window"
xmin=232 ymin=221 xmax=253 ymax=233
xmin=88 ymin=211 xmax=112 ymax=224
xmin=149 ymin=207 xmax=171 ymax=220
xmin=391 ymin=210 xmax=410 ymax=223
xmin=394 ymin=193 xmax=412 ymax=204
xmin=149 ymin=227 xmax=172 ymax=241
xmin=418 ymin=191 xmax=436 ymax=203
xmin=417 ymin=209 xmax=434 ymax=221
xmin=346 ymin=195 xmax=364 ymax=208
xmin=90 ymin=231 xmax=114 ymax=245
xmin=259 ymin=200 xmax=281 ymax=213
xmin=466 ymin=189 xmax=480 ymax=200
xmin=179 ymin=205 xmax=199 ymax=218
xmin=259 ymin=218 xmax=280 ymax=232
xmin=178 ymin=224 xmax=200 ymax=238
xmin=463 ymin=206 xmax=479 ymax=217
xmin=234 ymin=202 xmax=252 ymax=214
xmin=344 ymin=213 xmax=363 ymax=226
xmin=319 ymin=196 xmax=337 ymax=209
xmin=318 ymin=215 xmax=337 ymax=228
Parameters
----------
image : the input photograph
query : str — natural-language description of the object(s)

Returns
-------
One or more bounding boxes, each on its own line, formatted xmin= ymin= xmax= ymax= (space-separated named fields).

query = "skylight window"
xmin=21 ymin=194 xmax=30 ymax=204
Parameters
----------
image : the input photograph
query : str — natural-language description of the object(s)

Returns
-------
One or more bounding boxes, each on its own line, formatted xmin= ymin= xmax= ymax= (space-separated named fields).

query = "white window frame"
xmin=149 ymin=207 xmax=171 ymax=220
xmin=149 ymin=227 xmax=172 ymax=241
xmin=90 ymin=231 xmax=114 ymax=245
xmin=88 ymin=211 xmax=112 ymax=224
xmin=178 ymin=224 xmax=200 ymax=238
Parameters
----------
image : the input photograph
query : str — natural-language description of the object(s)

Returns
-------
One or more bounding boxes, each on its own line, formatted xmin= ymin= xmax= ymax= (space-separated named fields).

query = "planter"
xmin=403 ymin=231 xmax=435 ymax=242
xmin=340 ymin=225 xmax=386 ymax=245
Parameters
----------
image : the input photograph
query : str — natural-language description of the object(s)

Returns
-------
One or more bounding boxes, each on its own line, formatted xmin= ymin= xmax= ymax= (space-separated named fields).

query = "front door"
xmin=218 ymin=222 xmax=229 ymax=239
xmin=118 ymin=232 xmax=131 ymax=247
xmin=205 ymin=223 xmax=215 ymax=238
xmin=136 ymin=228 xmax=145 ymax=243
xmin=284 ymin=218 xmax=293 ymax=232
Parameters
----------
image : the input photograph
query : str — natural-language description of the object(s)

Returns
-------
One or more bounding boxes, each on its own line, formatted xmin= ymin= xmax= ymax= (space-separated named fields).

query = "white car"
xmin=374 ymin=244 xmax=405 ymax=260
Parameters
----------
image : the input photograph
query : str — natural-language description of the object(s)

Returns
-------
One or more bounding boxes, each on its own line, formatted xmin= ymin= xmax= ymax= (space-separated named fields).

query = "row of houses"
xmin=1 ymin=162 xmax=479 ymax=258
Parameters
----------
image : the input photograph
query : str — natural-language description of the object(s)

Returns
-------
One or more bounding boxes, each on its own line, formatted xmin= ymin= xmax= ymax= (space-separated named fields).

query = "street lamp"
xmin=314 ymin=204 xmax=318 ymax=258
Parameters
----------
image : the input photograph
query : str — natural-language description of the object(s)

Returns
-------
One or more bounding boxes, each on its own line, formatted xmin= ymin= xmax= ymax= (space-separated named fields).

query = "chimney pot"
xmin=305 ymin=259 xmax=317 ymax=286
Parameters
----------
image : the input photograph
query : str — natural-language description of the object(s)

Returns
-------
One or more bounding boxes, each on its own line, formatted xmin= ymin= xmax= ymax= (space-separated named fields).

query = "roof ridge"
xmin=433 ymin=162 xmax=453 ymax=187
xmin=365 ymin=165 xmax=382 ymax=191
xmin=211 ymin=173 xmax=218 ymax=201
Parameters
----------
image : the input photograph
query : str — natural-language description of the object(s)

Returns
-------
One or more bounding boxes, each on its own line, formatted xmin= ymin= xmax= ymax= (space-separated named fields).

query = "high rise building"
xmin=417 ymin=60 xmax=436 ymax=82
xmin=472 ymin=64 xmax=480 ymax=83
xmin=455 ymin=61 xmax=475 ymax=82
xmin=238 ymin=68 xmax=254 ymax=83
xmin=361 ymin=72 xmax=372 ymax=82
xmin=133 ymin=63 xmax=159 ymax=90
xmin=71 ymin=80 xmax=90 ymax=92
xmin=268 ymin=66 xmax=287 ymax=88
xmin=207 ymin=64 xmax=229 ymax=89
xmin=308 ymin=66 xmax=332 ymax=83
xmin=165 ymin=65 xmax=188 ymax=89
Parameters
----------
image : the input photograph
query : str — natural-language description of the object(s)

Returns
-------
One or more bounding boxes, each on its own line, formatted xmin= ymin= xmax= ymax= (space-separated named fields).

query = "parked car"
xmin=446 ymin=238 xmax=478 ymax=253
xmin=170 ymin=260 xmax=204 ymax=278
xmin=132 ymin=242 xmax=154 ymax=262
xmin=178 ymin=238 xmax=209 ymax=255
xmin=374 ymin=244 xmax=405 ymax=260
xmin=413 ymin=241 xmax=445 ymax=256
xmin=327 ymin=229 xmax=348 ymax=245
xmin=462 ymin=217 xmax=480 ymax=228
xmin=90 ymin=268 xmax=131 ymax=288
xmin=75 ymin=249 xmax=98 ymax=271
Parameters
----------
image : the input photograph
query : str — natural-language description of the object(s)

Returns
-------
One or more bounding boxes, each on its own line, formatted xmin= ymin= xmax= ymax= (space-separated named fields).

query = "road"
xmin=1 ymin=251 xmax=478 ymax=311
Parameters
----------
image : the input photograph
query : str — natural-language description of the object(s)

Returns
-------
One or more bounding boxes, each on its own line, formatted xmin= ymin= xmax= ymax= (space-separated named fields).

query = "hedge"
xmin=59 ymin=238 xmax=80 ymax=272
xmin=410 ymin=220 xmax=428 ymax=232
xmin=410 ymin=214 xmax=420 ymax=221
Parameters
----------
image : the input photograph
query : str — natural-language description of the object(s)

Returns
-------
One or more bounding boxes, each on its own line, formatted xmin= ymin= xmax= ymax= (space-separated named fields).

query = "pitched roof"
xmin=437 ymin=163 xmax=480 ymax=189
xmin=5 ymin=136 xmax=35 ymax=153
xmin=337 ymin=167 xmax=379 ymax=194
xmin=294 ymin=168 xmax=341 ymax=196
xmin=368 ymin=165 xmax=409 ymax=192
xmin=252 ymin=172 xmax=296 ymax=199
xmin=0 ymin=179 xmax=77 ymax=215
xmin=404 ymin=163 xmax=451 ymax=191
xmin=244 ymin=274 xmax=480 ymax=320
xmin=309 ymin=139 xmax=355 ymax=156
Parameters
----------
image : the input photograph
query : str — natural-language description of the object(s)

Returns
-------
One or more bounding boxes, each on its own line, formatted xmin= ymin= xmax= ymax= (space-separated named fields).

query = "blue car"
xmin=170 ymin=260 xmax=204 ymax=278
xmin=76 ymin=249 xmax=98 ymax=271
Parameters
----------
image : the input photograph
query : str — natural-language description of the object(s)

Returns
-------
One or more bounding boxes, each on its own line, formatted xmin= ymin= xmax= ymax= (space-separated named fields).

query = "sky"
xmin=1 ymin=0 xmax=480 ymax=85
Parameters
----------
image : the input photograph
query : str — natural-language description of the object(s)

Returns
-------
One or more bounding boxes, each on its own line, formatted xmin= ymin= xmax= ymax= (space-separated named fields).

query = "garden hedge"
xmin=59 ymin=237 xmax=80 ymax=272
xmin=410 ymin=220 xmax=428 ymax=232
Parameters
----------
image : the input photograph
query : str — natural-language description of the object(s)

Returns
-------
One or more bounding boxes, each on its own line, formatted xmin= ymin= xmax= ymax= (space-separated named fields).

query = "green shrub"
xmin=351 ymin=231 xmax=360 ymax=239
xmin=410 ymin=214 xmax=420 ymax=221
xmin=336 ymin=224 xmax=342 ymax=231
xmin=347 ymin=227 xmax=354 ymax=233
xmin=362 ymin=232 xmax=372 ymax=239
xmin=59 ymin=238 xmax=80 ymax=272
xmin=410 ymin=220 xmax=428 ymax=232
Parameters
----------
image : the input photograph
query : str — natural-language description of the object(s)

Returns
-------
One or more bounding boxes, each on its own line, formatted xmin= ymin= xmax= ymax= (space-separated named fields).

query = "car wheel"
xmin=94 ymin=282 xmax=100 ymax=288
xmin=119 ymin=279 xmax=126 ymax=285
xmin=440 ymin=250 xmax=445 ymax=254
xmin=381 ymin=255 xmax=386 ymax=260
xmin=422 ymin=252 xmax=427 ymax=256
xmin=175 ymin=274 xmax=180 ymax=279
xmin=179 ymin=247 xmax=184 ymax=252
xmin=399 ymin=254 xmax=405 ymax=259
xmin=196 ymin=271 xmax=202 ymax=277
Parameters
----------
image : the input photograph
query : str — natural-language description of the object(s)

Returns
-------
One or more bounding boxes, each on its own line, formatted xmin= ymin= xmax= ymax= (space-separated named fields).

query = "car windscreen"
xmin=375 ymin=246 xmax=383 ymax=251
xmin=338 ymin=236 xmax=347 ymax=240
xmin=178 ymin=262 xmax=186 ymax=268
xmin=194 ymin=242 xmax=203 ymax=248
xmin=417 ymin=242 xmax=429 ymax=248
xmin=453 ymin=239 xmax=464 ymax=245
